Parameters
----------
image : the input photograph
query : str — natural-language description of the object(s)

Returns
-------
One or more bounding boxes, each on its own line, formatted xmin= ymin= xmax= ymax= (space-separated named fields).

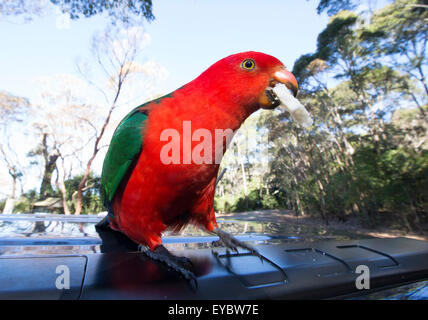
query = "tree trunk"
xmin=55 ymin=166 xmax=71 ymax=215
xmin=74 ymin=161 xmax=93 ymax=215
xmin=236 ymin=142 xmax=248 ymax=210
xmin=3 ymin=198 xmax=15 ymax=214
xmin=3 ymin=176 xmax=17 ymax=214
xmin=39 ymin=133 xmax=59 ymax=199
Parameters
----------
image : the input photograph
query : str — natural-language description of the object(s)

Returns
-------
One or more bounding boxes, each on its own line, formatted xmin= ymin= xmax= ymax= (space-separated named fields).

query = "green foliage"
xmin=11 ymin=174 xmax=104 ymax=214
xmin=13 ymin=198 xmax=32 ymax=213
xmin=12 ymin=190 xmax=37 ymax=213
xmin=349 ymin=146 xmax=428 ymax=220
xmin=360 ymin=0 xmax=427 ymax=50
xmin=360 ymin=0 xmax=428 ymax=100
xmin=215 ymin=187 xmax=281 ymax=213
xmin=292 ymin=54 xmax=317 ymax=83
xmin=261 ymin=194 xmax=280 ymax=209
xmin=316 ymin=11 xmax=359 ymax=63
xmin=316 ymin=0 xmax=357 ymax=16
xmin=50 ymin=0 xmax=154 ymax=22
xmin=63 ymin=173 xmax=103 ymax=214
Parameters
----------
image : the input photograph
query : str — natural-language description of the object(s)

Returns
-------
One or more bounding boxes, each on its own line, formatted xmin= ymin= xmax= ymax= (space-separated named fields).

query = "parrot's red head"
xmin=197 ymin=51 xmax=298 ymax=111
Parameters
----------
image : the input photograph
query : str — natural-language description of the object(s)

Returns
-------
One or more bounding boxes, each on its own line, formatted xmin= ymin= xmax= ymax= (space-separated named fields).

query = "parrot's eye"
xmin=241 ymin=59 xmax=255 ymax=70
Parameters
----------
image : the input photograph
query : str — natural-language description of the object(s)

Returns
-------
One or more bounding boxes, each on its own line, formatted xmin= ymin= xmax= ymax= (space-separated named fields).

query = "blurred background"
xmin=0 ymin=0 xmax=427 ymax=237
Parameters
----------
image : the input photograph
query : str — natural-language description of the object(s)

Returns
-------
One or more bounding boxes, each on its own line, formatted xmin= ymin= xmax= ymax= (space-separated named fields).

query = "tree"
xmin=0 ymin=143 xmax=23 ymax=212
xmin=51 ymin=0 xmax=154 ymax=23
xmin=29 ymin=73 xmax=96 ymax=210
xmin=0 ymin=90 xmax=30 ymax=123
xmin=315 ymin=0 xmax=357 ymax=16
xmin=253 ymin=2 xmax=428 ymax=229
xmin=313 ymin=0 xmax=391 ymax=16
xmin=360 ymin=0 xmax=428 ymax=113
xmin=0 ymin=0 xmax=154 ymax=24
xmin=0 ymin=91 xmax=30 ymax=213
xmin=73 ymin=25 xmax=162 ymax=215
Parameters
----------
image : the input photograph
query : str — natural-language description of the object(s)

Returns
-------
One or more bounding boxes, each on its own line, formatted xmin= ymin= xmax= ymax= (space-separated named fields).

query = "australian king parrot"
xmin=99 ymin=51 xmax=307 ymax=285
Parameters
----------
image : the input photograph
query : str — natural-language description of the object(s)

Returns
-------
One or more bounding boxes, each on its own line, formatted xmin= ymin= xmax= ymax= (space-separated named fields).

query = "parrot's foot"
xmin=212 ymin=228 xmax=263 ymax=261
xmin=138 ymin=244 xmax=197 ymax=290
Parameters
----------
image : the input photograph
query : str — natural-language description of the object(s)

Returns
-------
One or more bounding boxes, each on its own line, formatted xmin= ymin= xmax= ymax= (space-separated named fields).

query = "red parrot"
xmin=99 ymin=51 xmax=299 ymax=282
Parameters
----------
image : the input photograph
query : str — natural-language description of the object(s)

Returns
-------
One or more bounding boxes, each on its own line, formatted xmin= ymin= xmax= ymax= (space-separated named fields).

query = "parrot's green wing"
xmin=100 ymin=106 xmax=149 ymax=212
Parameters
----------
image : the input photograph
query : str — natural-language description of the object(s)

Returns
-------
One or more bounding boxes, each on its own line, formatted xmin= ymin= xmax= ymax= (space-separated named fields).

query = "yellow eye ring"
xmin=241 ymin=59 xmax=255 ymax=70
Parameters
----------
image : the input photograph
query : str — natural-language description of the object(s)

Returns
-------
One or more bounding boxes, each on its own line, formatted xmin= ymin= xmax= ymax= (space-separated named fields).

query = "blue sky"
xmin=0 ymin=0 xmax=330 ymax=101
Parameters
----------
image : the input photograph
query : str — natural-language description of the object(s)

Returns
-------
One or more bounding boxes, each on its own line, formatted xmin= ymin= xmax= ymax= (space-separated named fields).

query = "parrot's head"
xmin=199 ymin=51 xmax=298 ymax=111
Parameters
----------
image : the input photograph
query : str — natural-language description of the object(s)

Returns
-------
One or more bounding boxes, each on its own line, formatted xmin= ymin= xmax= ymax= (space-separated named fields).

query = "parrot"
xmin=98 ymin=51 xmax=304 ymax=285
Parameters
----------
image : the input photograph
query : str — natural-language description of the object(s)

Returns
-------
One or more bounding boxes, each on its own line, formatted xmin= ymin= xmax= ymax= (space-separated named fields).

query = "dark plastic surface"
xmin=0 ymin=256 xmax=86 ymax=299
xmin=1 ymin=236 xmax=427 ymax=299
xmin=77 ymin=237 xmax=428 ymax=299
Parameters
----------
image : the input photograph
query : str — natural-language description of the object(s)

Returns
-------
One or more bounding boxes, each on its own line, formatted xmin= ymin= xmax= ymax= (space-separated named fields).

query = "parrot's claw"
xmin=212 ymin=228 xmax=263 ymax=262
xmin=138 ymin=244 xmax=198 ymax=290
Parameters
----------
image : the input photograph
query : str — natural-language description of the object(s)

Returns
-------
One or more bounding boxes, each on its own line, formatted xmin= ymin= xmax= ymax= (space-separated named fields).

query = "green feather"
xmin=100 ymin=106 xmax=148 ymax=209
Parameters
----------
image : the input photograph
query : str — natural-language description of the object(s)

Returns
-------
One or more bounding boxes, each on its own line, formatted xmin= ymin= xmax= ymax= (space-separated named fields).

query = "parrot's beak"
xmin=259 ymin=69 xmax=299 ymax=109
xmin=273 ymin=70 xmax=298 ymax=97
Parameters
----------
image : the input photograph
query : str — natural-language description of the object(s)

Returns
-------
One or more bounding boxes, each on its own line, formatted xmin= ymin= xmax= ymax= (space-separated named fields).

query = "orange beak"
xmin=273 ymin=69 xmax=298 ymax=97
xmin=259 ymin=68 xmax=299 ymax=109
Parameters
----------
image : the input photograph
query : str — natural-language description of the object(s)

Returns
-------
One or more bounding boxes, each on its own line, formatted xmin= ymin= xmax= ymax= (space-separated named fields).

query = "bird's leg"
xmin=211 ymin=228 xmax=263 ymax=260
xmin=138 ymin=244 xmax=197 ymax=289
